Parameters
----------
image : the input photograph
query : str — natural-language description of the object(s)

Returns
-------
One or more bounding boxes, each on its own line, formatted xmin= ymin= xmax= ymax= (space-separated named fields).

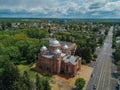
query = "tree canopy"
xmin=75 ymin=78 xmax=86 ymax=90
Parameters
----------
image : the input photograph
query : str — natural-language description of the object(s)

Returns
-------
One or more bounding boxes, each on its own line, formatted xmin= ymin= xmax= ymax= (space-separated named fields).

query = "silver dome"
xmin=50 ymin=40 xmax=60 ymax=46
xmin=40 ymin=45 xmax=47 ymax=51
xmin=62 ymin=44 xmax=69 ymax=49
xmin=54 ymin=49 xmax=61 ymax=54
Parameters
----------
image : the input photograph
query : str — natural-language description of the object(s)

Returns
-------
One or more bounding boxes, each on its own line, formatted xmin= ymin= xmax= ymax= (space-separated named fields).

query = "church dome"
xmin=50 ymin=40 xmax=60 ymax=46
xmin=54 ymin=49 xmax=61 ymax=54
xmin=62 ymin=44 xmax=69 ymax=49
xmin=40 ymin=45 xmax=47 ymax=51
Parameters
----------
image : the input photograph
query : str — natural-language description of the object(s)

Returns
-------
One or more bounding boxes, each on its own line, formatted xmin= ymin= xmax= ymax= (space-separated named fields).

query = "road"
xmin=86 ymin=26 xmax=118 ymax=90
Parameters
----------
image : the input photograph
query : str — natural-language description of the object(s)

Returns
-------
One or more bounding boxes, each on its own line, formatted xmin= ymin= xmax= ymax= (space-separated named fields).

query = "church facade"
xmin=36 ymin=39 xmax=81 ymax=77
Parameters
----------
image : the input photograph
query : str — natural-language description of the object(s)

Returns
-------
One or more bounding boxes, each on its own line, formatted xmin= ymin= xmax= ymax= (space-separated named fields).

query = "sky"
xmin=0 ymin=0 xmax=120 ymax=18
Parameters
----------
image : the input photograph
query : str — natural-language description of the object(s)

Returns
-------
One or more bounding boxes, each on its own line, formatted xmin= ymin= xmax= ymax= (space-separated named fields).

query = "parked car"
xmin=118 ymin=79 xmax=120 ymax=90
xmin=91 ymin=73 xmax=94 ymax=78
xmin=93 ymin=84 xmax=96 ymax=89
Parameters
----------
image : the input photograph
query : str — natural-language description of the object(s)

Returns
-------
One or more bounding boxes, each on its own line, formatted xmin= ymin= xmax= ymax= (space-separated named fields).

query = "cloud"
xmin=0 ymin=0 xmax=120 ymax=18
xmin=89 ymin=2 xmax=106 ymax=9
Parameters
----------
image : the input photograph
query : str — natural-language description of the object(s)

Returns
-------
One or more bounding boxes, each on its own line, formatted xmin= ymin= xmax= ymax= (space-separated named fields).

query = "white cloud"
xmin=0 ymin=0 xmax=120 ymax=18
xmin=101 ymin=1 xmax=120 ymax=11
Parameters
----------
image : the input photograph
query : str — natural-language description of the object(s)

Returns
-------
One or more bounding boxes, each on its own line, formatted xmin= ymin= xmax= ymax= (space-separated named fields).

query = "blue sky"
xmin=0 ymin=0 xmax=120 ymax=18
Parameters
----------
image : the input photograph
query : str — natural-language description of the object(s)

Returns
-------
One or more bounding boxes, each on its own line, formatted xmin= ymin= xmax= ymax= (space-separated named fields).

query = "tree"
xmin=105 ymin=29 xmax=109 ymax=35
xmin=16 ymin=39 xmax=29 ymax=60
xmin=81 ymin=47 xmax=92 ymax=63
xmin=93 ymin=53 xmax=98 ymax=59
xmin=12 ymin=81 xmax=22 ymax=90
xmin=4 ymin=46 xmax=21 ymax=61
xmin=92 ymin=27 xmax=99 ymax=32
xmin=1 ymin=23 xmax=5 ymax=30
xmin=22 ymin=71 xmax=31 ymax=90
xmin=1 ymin=35 xmax=16 ymax=47
xmin=75 ymin=78 xmax=86 ymax=90
xmin=25 ymin=28 xmax=48 ymax=39
xmin=15 ymin=33 xmax=27 ymax=41
xmin=6 ymin=22 xmax=12 ymax=29
xmin=98 ymin=36 xmax=104 ymax=45
xmin=0 ymin=59 xmax=33 ymax=90
xmin=26 ymin=38 xmax=40 ymax=63
xmin=43 ymin=78 xmax=51 ymax=90
xmin=1 ymin=60 xmax=21 ymax=90
xmin=36 ymin=73 xmax=44 ymax=90
xmin=82 ymin=59 xmax=86 ymax=65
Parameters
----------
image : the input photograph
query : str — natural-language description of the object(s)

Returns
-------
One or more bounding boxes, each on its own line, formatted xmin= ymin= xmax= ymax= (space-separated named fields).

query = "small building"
xmin=36 ymin=39 xmax=81 ymax=77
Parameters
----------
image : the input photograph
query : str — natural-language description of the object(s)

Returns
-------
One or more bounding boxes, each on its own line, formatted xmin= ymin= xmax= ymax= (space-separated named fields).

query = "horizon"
xmin=1 ymin=17 xmax=120 ymax=19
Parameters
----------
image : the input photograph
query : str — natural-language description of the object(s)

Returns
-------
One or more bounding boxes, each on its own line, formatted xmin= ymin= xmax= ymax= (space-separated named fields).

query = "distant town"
xmin=0 ymin=19 xmax=120 ymax=90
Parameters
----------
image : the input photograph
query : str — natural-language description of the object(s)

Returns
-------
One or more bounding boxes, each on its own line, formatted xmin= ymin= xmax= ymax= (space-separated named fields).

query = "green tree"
xmin=98 ymin=36 xmax=104 ymax=45
xmin=43 ymin=78 xmax=51 ymax=90
xmin=16 ymin=39 xmax=29 ymax=60
xmin=1 ymin=35 xmax=16 ymax=47
xmin=75 ymin=78 xmax=86 ymax=90
xmin=77 ymin=47 xmax=92 ymax=63
xmin=1 ymin=23 xmax=5 ymax=30
xmin=22 ymin=71 xmax=31 ymax=90
xmin=93 ymin=53 xmax=98 ymax=59
xmin=82 ymin=59 xmax=86 ymax=65
xmin=0 ymin=43 xmax=5 ymax=54
xmin=105 ymin=29 xmax=109 ymax=35
xmin=4 ymin=46 xmax=21 ymax=61
xmin=0 ymin=60 xmax=20 ymax=90
xmin=12 ymin=81 xmax=22 ymax=90
xmin=25 ymin=28 xmax=48 ymax=39
xmin=92 ymin=27 xmax=99 ymax=32
xmin=115 ymin=47 xmax=120 ymax=62
xmin=36 ymin=73 xmax=44 ymax=90
xmin=6 ymin=22 xmax=12 ymax=29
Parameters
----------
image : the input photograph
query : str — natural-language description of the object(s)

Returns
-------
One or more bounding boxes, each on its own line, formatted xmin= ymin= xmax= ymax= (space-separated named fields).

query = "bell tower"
xmin=53 ymin=49 xmax=61 ymax=74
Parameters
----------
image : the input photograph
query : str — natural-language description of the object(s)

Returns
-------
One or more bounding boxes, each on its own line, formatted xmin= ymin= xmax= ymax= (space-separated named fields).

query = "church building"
xmin=36 ymin=39 xmax=81 ymax=77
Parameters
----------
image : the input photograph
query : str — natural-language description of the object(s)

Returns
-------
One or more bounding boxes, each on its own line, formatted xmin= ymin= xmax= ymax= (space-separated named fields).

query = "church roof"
xmin=53 ymin=49 xmax=61 ymax=54
xmin=63 ymin=55 xmax=79 ymax=65
xmin=62 ymin=44 xmax=69 ymax=49
xmin=50 ymin=39 xmax=61 ymax=46
xmin=40 ymin=45 xmax=47 ymax=51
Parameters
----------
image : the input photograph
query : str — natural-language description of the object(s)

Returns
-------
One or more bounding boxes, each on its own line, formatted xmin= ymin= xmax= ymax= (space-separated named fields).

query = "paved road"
xmin=86 ymin=26 xmax=117 ymax=90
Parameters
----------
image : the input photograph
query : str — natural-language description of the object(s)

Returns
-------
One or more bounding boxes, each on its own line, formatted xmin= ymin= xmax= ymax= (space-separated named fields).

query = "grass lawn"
xmin=17 ymin=64 xmax=52 ymax=82
xmin=17 ymin=64 xmax=38 ymax=82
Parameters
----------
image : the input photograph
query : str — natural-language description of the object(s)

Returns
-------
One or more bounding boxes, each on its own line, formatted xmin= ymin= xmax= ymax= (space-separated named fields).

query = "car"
xmin=91 ymin=73 xmax=94 ymax=78
xmin=93 ymin=84 xmax=96 ymax=89
xmin=118 ymin=79 xmax=120 ymax=90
